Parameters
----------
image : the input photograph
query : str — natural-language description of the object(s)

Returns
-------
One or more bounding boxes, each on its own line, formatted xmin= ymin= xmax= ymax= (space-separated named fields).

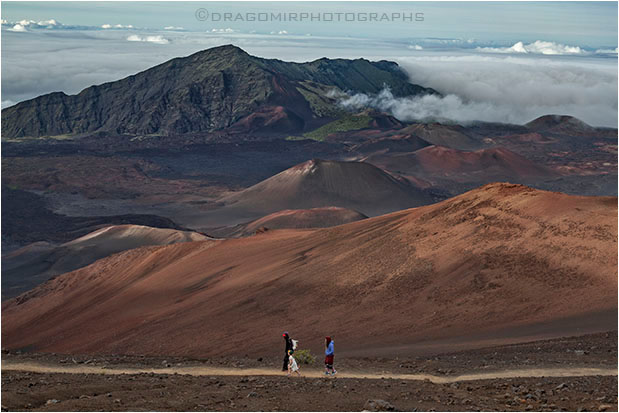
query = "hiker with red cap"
xmin=282 ymin=332 xmax=295 ymax=372
xmin=324 ymin=336 xmax=336 ymax=375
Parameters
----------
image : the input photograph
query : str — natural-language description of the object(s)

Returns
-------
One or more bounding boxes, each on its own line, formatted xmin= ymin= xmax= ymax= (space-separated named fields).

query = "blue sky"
xmin=2 ymin=2 xmax=617 ymax=126
xmin=2 ymin=2 xmax=617 ymax=48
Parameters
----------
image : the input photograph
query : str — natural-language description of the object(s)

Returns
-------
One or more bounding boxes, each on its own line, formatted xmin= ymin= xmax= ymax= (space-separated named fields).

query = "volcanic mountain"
xmin=399 ymin=123 xmax=481 ymax=150
xmin=2 ymin=183 xmax=616 ymax=357
xmin=2 ymin=225 xmax=211 ymax=299
xmin=1 ymin=45 xmax=435 ymax=138
xmin=195 ymin=159 xmax=435 ymax=228
xmin=208 ymin=207 xmax=368 ymax=238
xmin=364 ymin=146 xmax=557 ymax=183
xmin=525 ymin=115 xmax=595 ymax=134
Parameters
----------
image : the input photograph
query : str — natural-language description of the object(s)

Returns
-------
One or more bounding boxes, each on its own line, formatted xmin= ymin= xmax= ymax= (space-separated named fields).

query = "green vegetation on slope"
xmin=299 ymin=115 xmax=372 ymax=141
xmin=296 ymin=82 xmax=347 ymax=118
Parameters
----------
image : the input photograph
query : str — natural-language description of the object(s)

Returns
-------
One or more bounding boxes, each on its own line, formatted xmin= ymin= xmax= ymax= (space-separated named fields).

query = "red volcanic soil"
xmin=400 ymin=123 xmax=480 ymax=150
xmin=209 ymin=207 xmax=367 ymax=238
xmin=2 ymin=183 xmax=616 ymax=358
xmin=195 ymin=159 xmax=433 ymax=228
xmin=230 ymin=105 xmax=305 ymax=134
xmin=365 ymin=146 xmax=557 ymax=182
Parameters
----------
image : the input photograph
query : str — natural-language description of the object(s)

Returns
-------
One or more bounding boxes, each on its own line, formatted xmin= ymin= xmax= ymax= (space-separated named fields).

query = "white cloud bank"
xmin=8 ymin=24 xmax=27 ymax=32
xmin=477 ymin=40 xmax=586 ymax=55
xmin=1 ymin=29 xmax=615 ymax=128
xmin=343 ymin=55 xmax=618 ymax=127
xmin=210 ymin=28 xmax=237 ymax=33
xmin=102 ymin=24 xmax=134 ymax=29
xmin=595 ymin=47 xmax=619 ymax=54
xmin=2 ymin=18 xmax=140 ymax=32
xmin=2 ymin=100 xmax=17 ymax=109
xmin=126 ymin=34 xmax=169 ymax=44
xmin=4 ymin=19 xmax=62 ymax=31
xmin=2 ymin=18 xmax=97 ymax=31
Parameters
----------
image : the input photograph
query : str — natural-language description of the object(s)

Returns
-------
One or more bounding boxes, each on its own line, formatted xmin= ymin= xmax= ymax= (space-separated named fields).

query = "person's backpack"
xmin=291 ymin=339 xmax=298 ymax=351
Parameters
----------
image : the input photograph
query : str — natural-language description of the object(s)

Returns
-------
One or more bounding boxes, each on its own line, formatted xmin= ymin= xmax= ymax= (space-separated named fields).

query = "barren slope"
xmin=2 ymin=225 xmax=211 ymax=299
xmin=209 ymin=207 xmax=367 ymax=238
xmin=400 ymin=123 xmax=481 ymax=150
xmin=196 ymin=159 xmax=434 ymax=228
xmin=525 ymin=115 xmax=595 ymax=134
xmin=365 ymin=146 xmax=556 ymax=182
xmin=2 ymin=184 xmax=616 ymax=357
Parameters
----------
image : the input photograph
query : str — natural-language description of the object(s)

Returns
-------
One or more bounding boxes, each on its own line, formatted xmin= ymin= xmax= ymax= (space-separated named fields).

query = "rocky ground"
xmin=1 ymin=332 xmax=616 ymax=411
xmin=1 ymin=369 xmax=616 ymax=412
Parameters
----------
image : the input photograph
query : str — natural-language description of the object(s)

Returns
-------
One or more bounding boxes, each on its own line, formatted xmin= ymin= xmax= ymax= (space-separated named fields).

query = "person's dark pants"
xmin=282 ymin=354 xmax=289 ymax=371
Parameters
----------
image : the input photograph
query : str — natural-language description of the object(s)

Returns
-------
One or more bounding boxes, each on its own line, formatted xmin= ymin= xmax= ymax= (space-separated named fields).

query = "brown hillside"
xmin=209 ymin=207 xmax=367 ymax=238
xmin=365 ymin=146 xmax=557 ymax=182
xmin=2 ymin=184 xmax=616 ymax=357
xmin=195 ymin=159 xmax=434 ymax=228
xmin=2 ymin=225 xmax=211 ymax=299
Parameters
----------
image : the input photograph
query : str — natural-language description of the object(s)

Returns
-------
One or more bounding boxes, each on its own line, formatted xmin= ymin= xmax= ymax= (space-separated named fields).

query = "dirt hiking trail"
xmin=3 ymin=361 xmax=616 ymax=384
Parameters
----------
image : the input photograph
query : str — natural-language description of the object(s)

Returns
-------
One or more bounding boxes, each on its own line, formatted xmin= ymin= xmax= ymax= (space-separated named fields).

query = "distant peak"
xmin=210 ymin=44 xmax=247 ymax=53
xmin=291 ymin=159 xmax=325 ymax=174
xmin=525 ymin=114 xmax=593 ymax=130
xmin=478 ymin=182 xmax=534 ymax=194
xmin=195 ymin=44 xmax=251 ymax=58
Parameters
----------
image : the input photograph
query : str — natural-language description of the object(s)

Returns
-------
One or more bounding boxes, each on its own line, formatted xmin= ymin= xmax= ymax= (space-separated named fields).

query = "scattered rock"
xmin=247 ymin=392 xmax=258 ymax=398
xmin=599 ymin=405 xmax=613 ymax=412
xmin=363 ymin=399 xmax=397 ymax=411
xmin=556 ymin=383 xmax=568 ymax=390
xmin=45 ymin=399 xmax=59 ymax=405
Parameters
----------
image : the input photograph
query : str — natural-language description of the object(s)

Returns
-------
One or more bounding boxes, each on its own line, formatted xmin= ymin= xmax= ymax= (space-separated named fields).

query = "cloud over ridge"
xmin=340 ymin=55 xmax=618 ymax=127
xmin=1 ymin=26 xmax=616 ymax=128
xmin=126 ymin=34 xmax=169 ymax=44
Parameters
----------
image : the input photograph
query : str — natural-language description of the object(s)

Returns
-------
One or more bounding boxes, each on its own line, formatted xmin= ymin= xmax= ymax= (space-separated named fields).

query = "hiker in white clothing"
xmin=287 ymin=350 xmax=301 ymax=376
